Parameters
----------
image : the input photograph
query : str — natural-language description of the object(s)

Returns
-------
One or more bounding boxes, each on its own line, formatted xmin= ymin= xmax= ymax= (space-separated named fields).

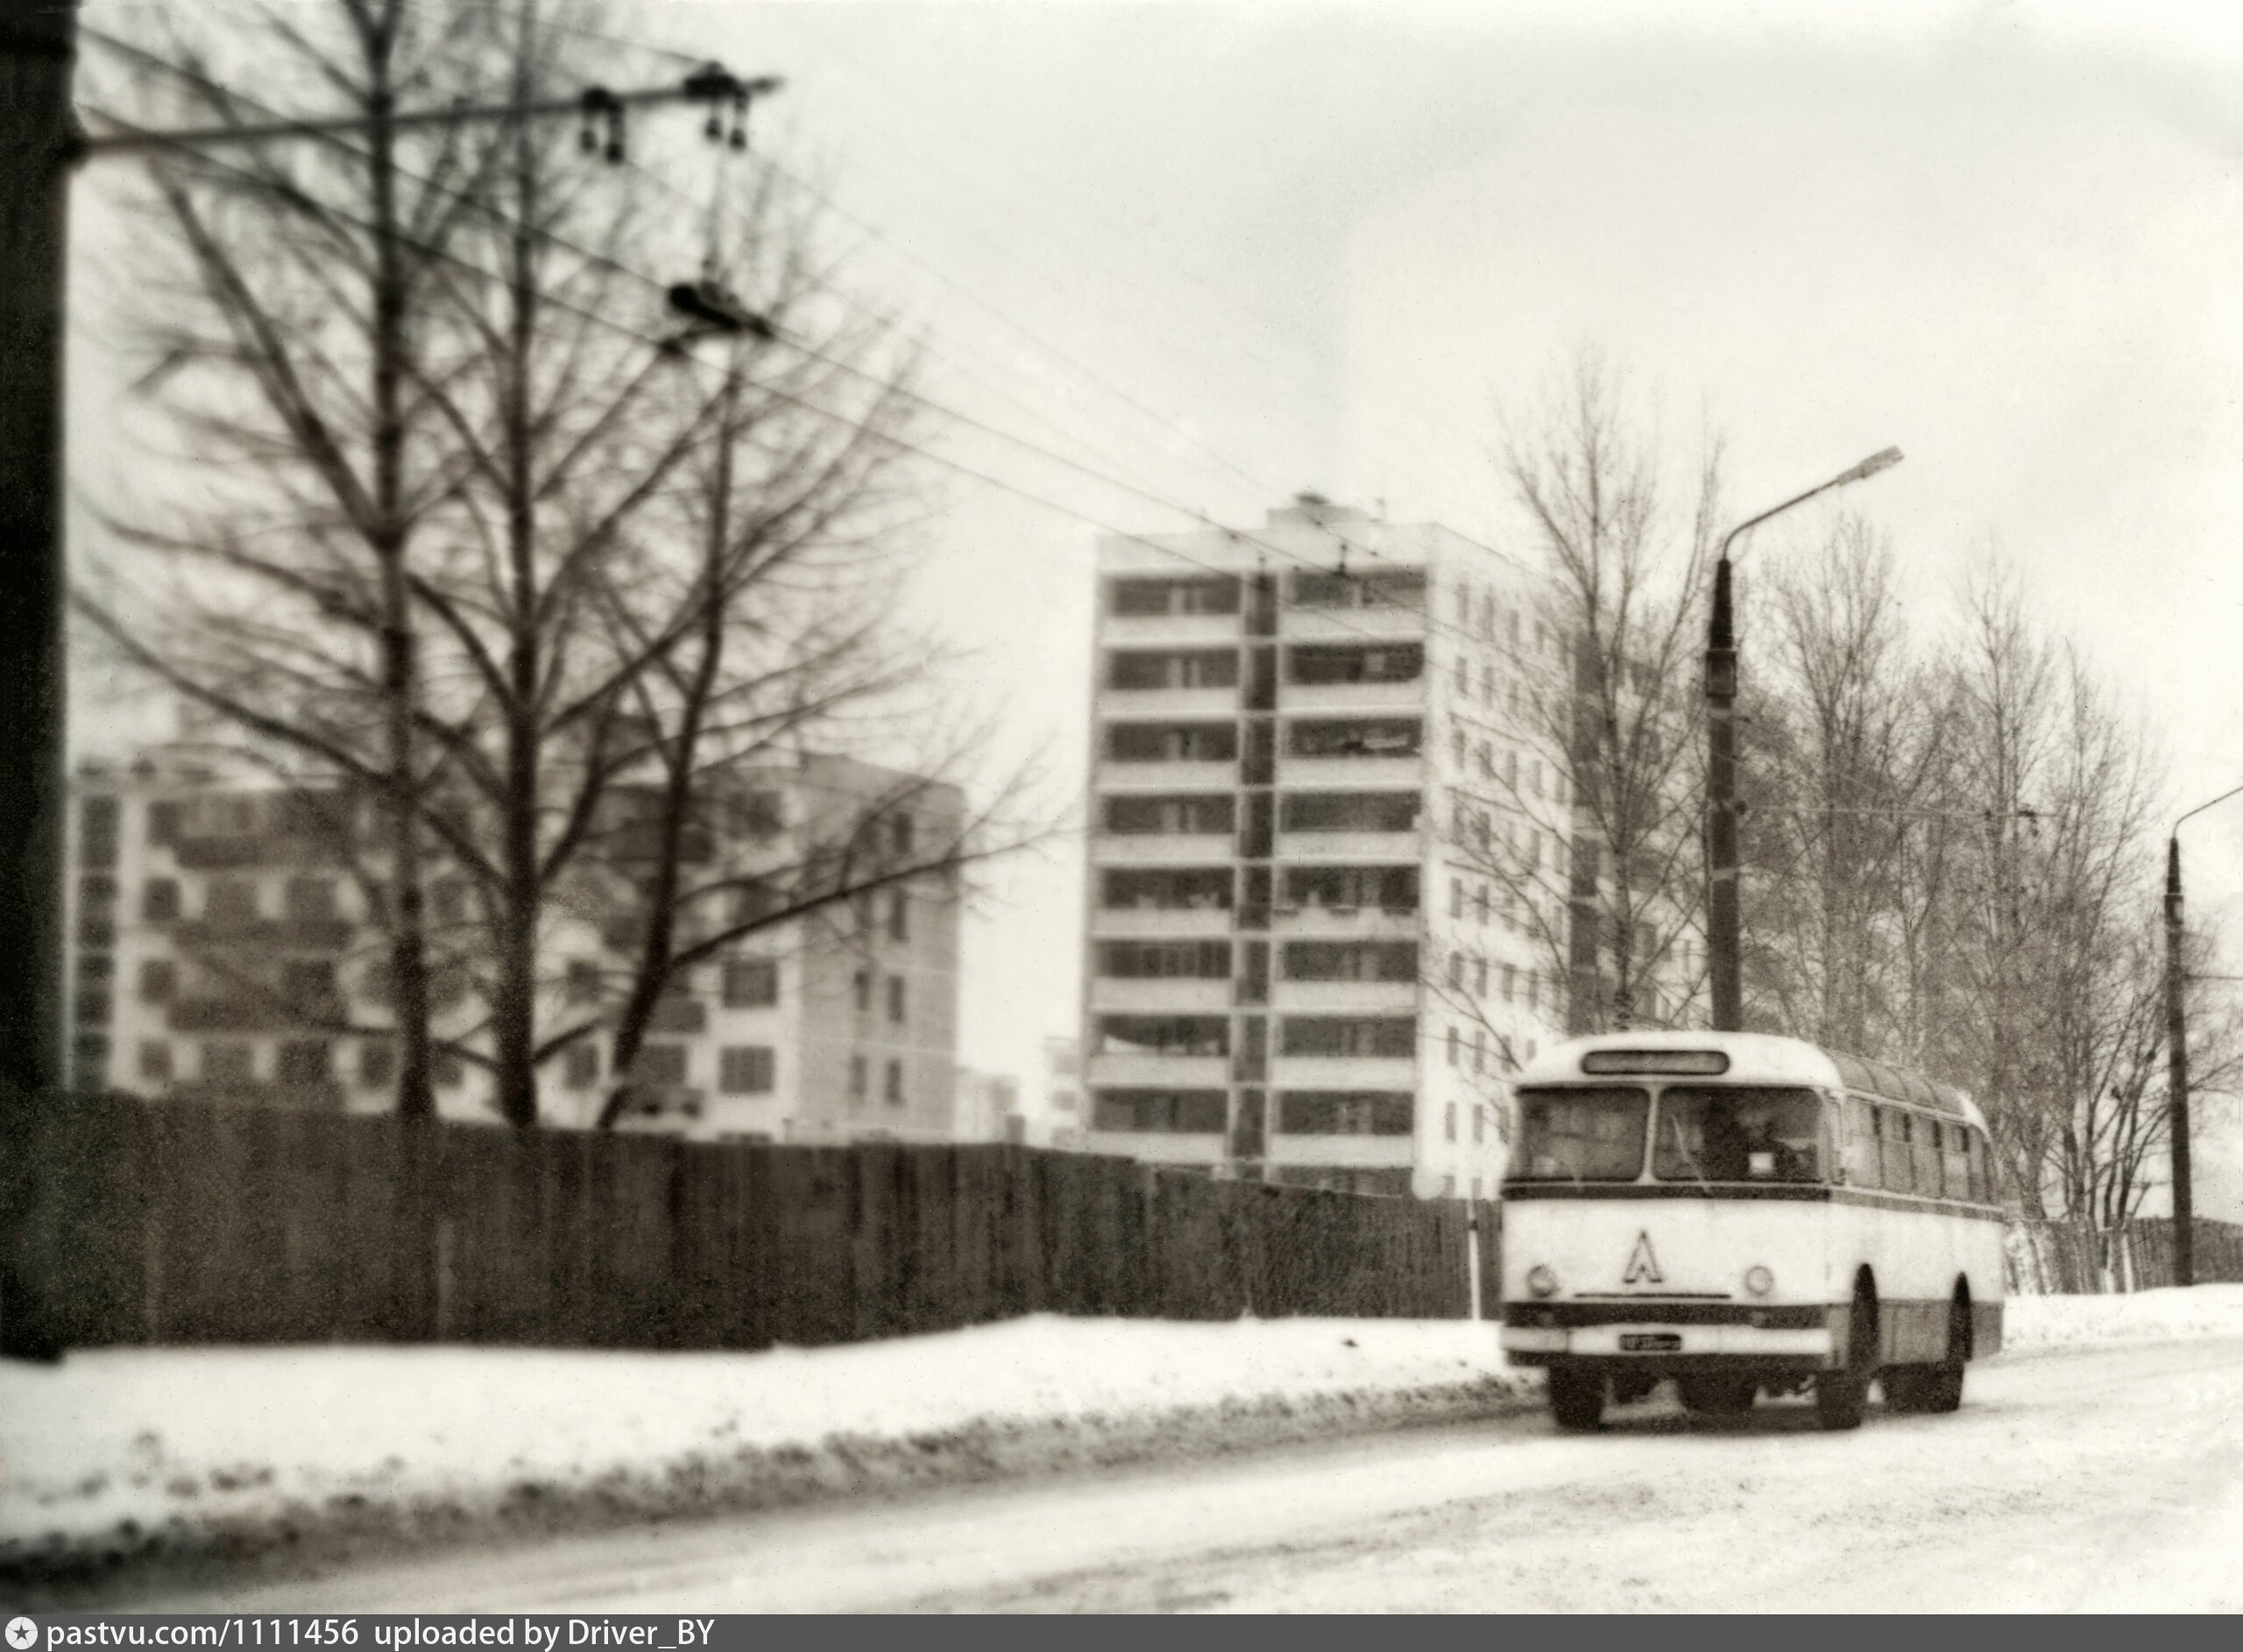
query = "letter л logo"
xmin=1623 ymin=1229 xmax=1664 ymax=1285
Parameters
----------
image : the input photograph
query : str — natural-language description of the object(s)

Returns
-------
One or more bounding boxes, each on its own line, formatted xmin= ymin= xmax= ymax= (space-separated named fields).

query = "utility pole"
xmin=2163 ymin=837 xmax=2195 ymax=1288
xmin=1705 ymin=559 xmax=1741 ymax=1031
xmin=1701 ymin=447 xmax=1901 ymax=1036
xmin=0 ymin=0 xmax=78 ymax=1108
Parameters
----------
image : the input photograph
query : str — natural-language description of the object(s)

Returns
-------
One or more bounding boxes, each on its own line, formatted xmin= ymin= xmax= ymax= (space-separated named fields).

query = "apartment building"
xmin=66 ymin=745 xmax=964 ymax=1144
xmin=1080 ymin=496 xmax=1574 ymax=1198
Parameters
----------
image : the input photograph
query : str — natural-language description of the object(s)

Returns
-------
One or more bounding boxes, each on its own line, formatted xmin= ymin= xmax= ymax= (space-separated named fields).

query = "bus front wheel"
xmin=1816 ymin=1287 xmax=1876 ymax=1431
xmin=1547 ymin=1368 xmax=1604 ymax=1432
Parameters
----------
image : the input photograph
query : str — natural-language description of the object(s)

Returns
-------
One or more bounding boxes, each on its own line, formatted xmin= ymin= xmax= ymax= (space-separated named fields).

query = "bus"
xmin=1497 ymin=1031 xmax=2005 ymax=1431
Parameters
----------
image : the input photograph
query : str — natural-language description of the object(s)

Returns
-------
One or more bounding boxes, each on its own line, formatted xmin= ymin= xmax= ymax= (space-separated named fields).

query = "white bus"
xmin=1497 ymin=1031 xmax=2005 ymax=1431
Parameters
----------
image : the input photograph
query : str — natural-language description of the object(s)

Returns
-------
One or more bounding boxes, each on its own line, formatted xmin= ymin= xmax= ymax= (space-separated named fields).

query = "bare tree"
xmin=1443 ymin=353 xmax=1717 ymax=1046
xmin=74 ymin=0 xmax=512 ymax=1120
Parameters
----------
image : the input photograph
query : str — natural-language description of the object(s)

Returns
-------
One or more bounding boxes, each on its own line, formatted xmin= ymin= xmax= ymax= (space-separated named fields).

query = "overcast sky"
xmin=71 ymin=0 xmax=2243 ymax=1095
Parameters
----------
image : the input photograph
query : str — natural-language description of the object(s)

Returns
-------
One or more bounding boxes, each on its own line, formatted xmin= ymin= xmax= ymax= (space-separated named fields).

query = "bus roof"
xmin=1518 ymin=1031 xmax=1985 ymax=1130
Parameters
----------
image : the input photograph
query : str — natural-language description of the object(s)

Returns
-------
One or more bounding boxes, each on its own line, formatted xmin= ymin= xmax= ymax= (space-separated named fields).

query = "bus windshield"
xmin=1511 ymin=1086 xmax=1649 ymax=1182
xmin=1652 ymin=1086 xmax=1824 ymax=1183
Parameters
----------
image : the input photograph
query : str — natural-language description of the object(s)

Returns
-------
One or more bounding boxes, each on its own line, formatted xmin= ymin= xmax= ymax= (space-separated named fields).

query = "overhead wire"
xmin=74 ymin=29 xmax=1551 ymax=676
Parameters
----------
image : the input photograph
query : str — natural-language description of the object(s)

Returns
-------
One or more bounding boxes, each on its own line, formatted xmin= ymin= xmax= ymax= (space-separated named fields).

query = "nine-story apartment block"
xmin=1081 ymin=496 xmax=1574 ymax=1197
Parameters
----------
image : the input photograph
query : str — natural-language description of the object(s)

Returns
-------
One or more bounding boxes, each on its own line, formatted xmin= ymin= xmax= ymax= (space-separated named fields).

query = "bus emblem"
xmin=1624 ymin=1230 xmax=1664 ymax=1285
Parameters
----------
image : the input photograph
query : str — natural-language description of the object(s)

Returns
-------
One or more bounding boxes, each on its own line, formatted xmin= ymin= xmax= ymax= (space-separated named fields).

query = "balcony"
xmin=1097 ymin=685 xmax=1240 ymax=718
xmin=1089 ymin=905 xmax=1234 ymax=939
xmin=1264 ymin=1133 xmax=1415 ymax=1168
xmin=1282 ymin=606 xmax=1425 ymax=644
xmin=173 ymin=918 xmax=357 ymax=952
xmin=1281 ymin=679 xmax=1424 ymax=714
xmin=1272 ymin=1055 xmax=1419 ymax=1090
xmin=169 ymin=1080 xmax=347 ymax=1112
xmin=1086 ymin=1051 xmax=1231 ymax=1087
xmin=170 ymin=997 xmax=342 ymax=1034
xmin=1087 ymin=977 xmax=1233 ymax=1014
xmin=1095 ymin=758 xmax=1240 ymax=791
xmin=1270 ymin=978 xmax=1420 ymax=1015
xmin=1091 ymin=832 xmax=1237 ymax=866
xmin=173 ymin=835 xmax=348 ymax=872
xmin=1101 ymin=612 xmax=1242 ymax=646
xmin=1084 ymin=1130 xmax=1227 ymax=1165
xmin=1274 ymin=829 xmax=1420 ymax=862
xmin=1272 ymin=906 xmax=1419 ymax=941
xmin=1277 ymin=756 xmax=1421 ymax=788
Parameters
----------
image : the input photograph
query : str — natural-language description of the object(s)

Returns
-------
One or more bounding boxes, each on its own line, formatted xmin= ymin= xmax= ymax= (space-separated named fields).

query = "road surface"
xmin=149 ymin=1338 xmax=2243 ymax=1613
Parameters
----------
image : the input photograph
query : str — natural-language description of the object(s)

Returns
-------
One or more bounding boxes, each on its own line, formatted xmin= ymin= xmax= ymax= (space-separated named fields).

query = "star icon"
xmin=6 ymin=1617 xmax=38 ymax=1650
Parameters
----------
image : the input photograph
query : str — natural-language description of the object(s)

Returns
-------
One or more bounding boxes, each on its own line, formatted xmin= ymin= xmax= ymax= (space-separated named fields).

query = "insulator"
xmin=605 ymin=107 xmax=626 ymax=164
xmin=704 ymin=111 xmax=722 ymax=141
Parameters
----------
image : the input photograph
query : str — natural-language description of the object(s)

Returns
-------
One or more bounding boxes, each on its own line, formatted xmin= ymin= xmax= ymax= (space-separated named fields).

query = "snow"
xmin=2000 ymin=1283 xmax=2243 ymax=1352
xmin=0 ymin=1316 xmax=1523 ymax=1566
xmin=9 ymin=1285 xmax=2242 ymax=1591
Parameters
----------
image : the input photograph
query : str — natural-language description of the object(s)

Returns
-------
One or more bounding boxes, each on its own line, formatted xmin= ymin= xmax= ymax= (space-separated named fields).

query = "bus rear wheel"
xmin=1547 ymin=1368 xmax=1604 ymax=1432
xmin=1677 ymin=1375 xmax=1757 ymax=1415
xmin=1886 ymin=1297 xmax=1969 ymax=1415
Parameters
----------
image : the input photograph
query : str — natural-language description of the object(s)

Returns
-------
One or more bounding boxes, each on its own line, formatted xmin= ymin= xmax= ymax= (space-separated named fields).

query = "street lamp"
xmin=1704 ymin=447 xmax=1904 ymax=1032
xmin=2165 ymin=780 xmax=2243 ymax=1286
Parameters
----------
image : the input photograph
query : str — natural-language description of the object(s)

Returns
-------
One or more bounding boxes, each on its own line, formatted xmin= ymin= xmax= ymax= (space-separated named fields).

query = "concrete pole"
xmin=1705 ymin=558 xmax=1741 ymax=1032
xmin=2164 ymin=836 xmax=2195 ymax=1287
xmin=0 ymin=1 xmax=78 ymax=1105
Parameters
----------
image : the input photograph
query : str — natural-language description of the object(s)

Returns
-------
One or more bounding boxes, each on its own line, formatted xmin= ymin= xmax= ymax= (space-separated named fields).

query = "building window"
xmin=892 ymin=814 xmax=915 ymax=857
xmin=206 ymin=879 xmax=258 ymax=923
xmin=143 ymin=878 xmax=180 ymax=923
xmin=1475 ymin=885 xmax=1489 ymax=926
xmin=72 ymin=1034 xmax=110 ymax=1091
xmin=853 ymin=969 xmax=872 ymax=1011
xmin=888 ymin=889 xmax=909 ymax=942
xmin=1453 ymin=655 xmax=1468 ymax=693
xmin=1449 ymin=878 xmax=1463 ymax=920
xmin=722 ymin=958 xmax=779 ymax=1007
xmin=849 ymin=1054 xmax=868 ymax=1099
xmin=431 ymin=879 xmax=468 ymax=925
xmin=138 ymin=958 xmax=177 ymax=1003
xmin=887 ymin=976 xmax=906 ymax=1023
xmin=718 ymin=1045 xmax=775 ymax=1094
xmin=1474 ymin=957 xmax=1489 ymax=997
xmin=562 ymin=1041 xmax=598 ymax=1091
xmin=1445 ymin=1101 xmax=1457 ymax=1141
xmin=1447 ymin=1025 xmax=1460 ymax=1066
xmin=1447 ymin=952 xmax=1464 ymax=991
xmin=138 ymin=1041 xmax=173 ymax=1083
xmin=285 ymin=877 xmax=337 ymax=921
xmin=633 ymin=1044 xmax=687 ymax=1086
xmin=277 ymin=1040 xmax=332 ymax=1084
xmin=202 ymin=1041 xmax=254 ymax=1084
xmin=884 ymin=1058 xmax=904 ymax=1106
xmin=1527 ymin=973 xmax=1541 ymax=1012
xmin=565 ymin=959 xmax=601 ymax=1004
xmin=1474 ymin=1105 xmax=1487 ymax=1145
xmin=432 ymin=1048 xmax=465 ymax=1088
xmin=1442 ymin=1175 xmax=1457 ymax=1197
xmin=361 ymin=1039 xmax=397 ymax=1091
xmin=1502 ymin=964 xmax=1517 ymax=1002
xmin=1473 ymin=1029 xmax=1486 ymax=1073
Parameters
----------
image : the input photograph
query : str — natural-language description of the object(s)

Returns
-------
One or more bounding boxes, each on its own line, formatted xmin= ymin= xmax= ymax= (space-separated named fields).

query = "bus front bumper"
xmin=1499 ymin=1303 xmax=1838 ymax=1370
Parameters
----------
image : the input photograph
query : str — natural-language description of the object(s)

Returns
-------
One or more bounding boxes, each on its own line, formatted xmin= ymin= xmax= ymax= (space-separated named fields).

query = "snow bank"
xmin=2000 ymin=1283 xmax=2243 ymax=1353
xmin=0 ymin=1316 xmax=1529 ymax=1592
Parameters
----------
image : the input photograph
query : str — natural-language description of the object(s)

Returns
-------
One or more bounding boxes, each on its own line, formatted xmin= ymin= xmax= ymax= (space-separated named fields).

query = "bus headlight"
xmin=1744 ymin=1265 xmax=1774 ymax=1297
xmin=1526 ymin=1264 xmax=1559 ymax=1298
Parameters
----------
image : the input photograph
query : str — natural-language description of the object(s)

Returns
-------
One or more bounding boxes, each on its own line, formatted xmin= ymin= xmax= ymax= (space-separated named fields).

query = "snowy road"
xmin=153 ymin=1338 xmax=2243 ymax=1613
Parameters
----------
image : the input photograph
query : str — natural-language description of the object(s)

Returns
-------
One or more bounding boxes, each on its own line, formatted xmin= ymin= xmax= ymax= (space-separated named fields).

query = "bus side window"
xmin=1846 ymin=1097 xmax=1880 ymax=1189
xmin=1912 ymin=1115 xmax=1942 ymax=1196
xmin=1970 ymin=1128 xmax=1996 ymax=1204
xmin=1942 ymin=1123 xmax=1971 ymax=1202
xmin=1881 ymin=1107 xmax=1913 ymax=1193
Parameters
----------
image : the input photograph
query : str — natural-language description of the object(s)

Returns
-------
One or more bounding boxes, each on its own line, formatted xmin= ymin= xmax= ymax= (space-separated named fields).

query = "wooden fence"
xmin=2005 ymin=1217 xmax=2243 ymax=1295
xmin=1 ymin=1095 xmax=1481 ymax=1356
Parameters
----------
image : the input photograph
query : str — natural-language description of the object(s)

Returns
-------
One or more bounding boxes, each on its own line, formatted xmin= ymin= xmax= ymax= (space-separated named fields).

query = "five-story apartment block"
xmin=1082 ymin=497 xmax=1572 ymax=1197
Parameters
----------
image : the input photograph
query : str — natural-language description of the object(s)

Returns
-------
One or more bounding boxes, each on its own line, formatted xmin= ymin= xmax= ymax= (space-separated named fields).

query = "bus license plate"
xmin=1620 ymin=1333 xmax=1681 ymax=1352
